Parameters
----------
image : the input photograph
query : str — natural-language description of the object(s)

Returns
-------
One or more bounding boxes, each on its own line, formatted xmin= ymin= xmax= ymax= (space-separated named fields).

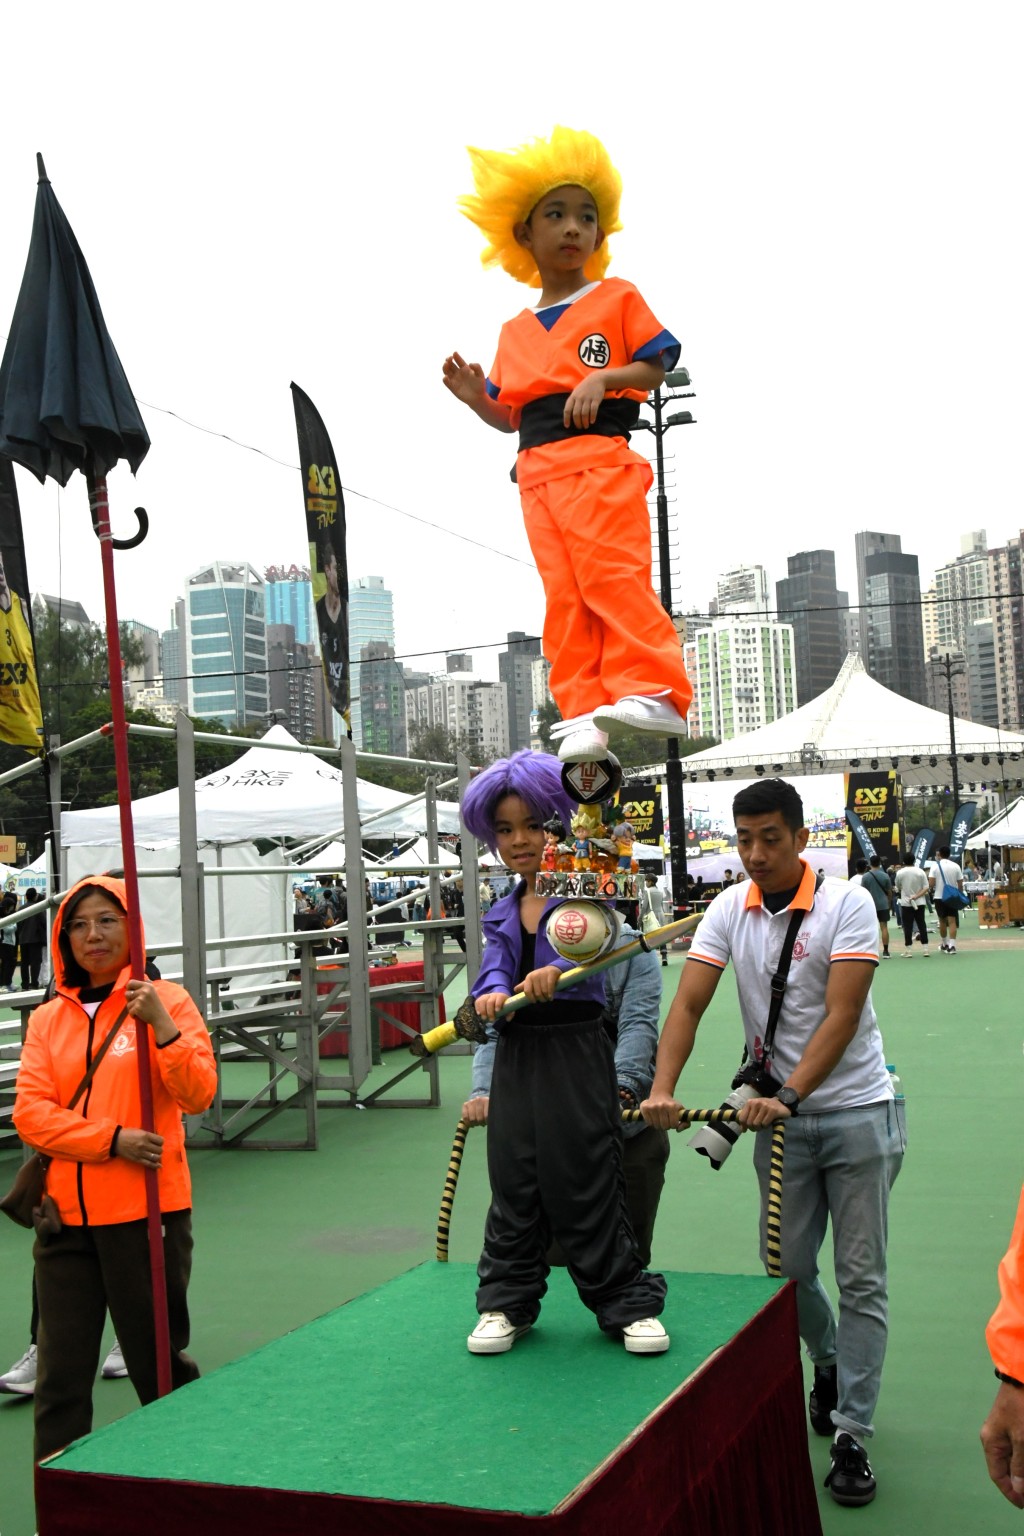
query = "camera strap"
xmin=758 ymin=872 xmax=823 ymax=1066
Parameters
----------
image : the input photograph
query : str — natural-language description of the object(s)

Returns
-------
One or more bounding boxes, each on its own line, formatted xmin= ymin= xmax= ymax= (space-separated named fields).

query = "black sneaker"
xmin=824 ymin=1433 xmax=876 ymax=1506
xmin=808 ymin=1364 xmax=837 ymax=1435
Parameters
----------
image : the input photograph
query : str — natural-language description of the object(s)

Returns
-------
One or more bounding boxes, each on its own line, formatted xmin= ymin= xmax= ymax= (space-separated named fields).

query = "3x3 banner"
xmin=0 ymin=455 xmax=43 ymax=754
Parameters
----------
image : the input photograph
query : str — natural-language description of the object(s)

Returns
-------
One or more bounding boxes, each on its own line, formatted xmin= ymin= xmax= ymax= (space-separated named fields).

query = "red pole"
xmin=88 ymin=472 xmax=173 ymax=1397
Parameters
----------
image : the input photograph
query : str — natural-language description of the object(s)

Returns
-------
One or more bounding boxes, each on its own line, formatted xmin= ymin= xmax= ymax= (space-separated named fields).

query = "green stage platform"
xmin=38 ymin=1264 xmax=822 ymax=1535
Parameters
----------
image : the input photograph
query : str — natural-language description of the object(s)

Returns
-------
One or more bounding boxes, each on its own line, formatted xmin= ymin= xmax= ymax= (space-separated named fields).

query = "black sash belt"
xmin=511 ymin=394 xmax=640 ymax=482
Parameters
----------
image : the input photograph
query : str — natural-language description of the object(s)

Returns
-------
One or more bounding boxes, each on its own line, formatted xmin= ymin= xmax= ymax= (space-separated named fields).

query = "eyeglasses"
xmin=66 ymin=915 xmax=126 ymax=938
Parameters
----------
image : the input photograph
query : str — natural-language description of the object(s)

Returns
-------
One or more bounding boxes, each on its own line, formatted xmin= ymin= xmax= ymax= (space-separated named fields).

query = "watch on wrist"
xmin=775 ymin=1086 xmax=801 ymax=1115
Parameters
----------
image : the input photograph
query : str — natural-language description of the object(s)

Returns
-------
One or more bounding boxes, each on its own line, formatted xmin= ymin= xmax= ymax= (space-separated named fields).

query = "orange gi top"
xmin=486 ymin=278 xmax=680 ymax=491
xmin=13 ymin=875 xmax=217 ymax=1225
xmin=988 ymin=1184 xmax=1024 ymax=1381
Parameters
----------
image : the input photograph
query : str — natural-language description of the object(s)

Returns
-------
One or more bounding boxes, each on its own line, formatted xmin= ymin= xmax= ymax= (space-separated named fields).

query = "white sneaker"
xmin=0 ymin=1344 xmax=37 ymax=1395
xmin=101 ymin=1339 xmax=129 ymax=1379
xmin=622 ymin=1317 xmax=670 ymax=1354
xmin=556 ymin=723 xmax=610 ymax=763
xmin=467 ymin=1312 xmax=531 ymax=1354
xmin=593 ymin=696 xmax=690 ymax=737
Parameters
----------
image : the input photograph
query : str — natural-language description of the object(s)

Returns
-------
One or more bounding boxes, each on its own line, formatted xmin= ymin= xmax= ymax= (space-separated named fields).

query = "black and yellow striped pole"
xmin=437 ymin=1107 xmax=785 ymax=1278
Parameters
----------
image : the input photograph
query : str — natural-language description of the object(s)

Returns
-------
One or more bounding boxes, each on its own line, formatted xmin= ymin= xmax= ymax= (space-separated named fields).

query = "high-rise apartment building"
xmin=716 ymin=565 xmax=770 ymax=617
xmin=684 ymin=617 xmax=797 ymax=741
xmin=265 ymin=564 xmax=314 ymax=647
xmin=499 ymin=631 xmax=542 ymax=750
xmin=989 ymin=534 xmax=1024 ymax=731
xmin=932 ymin=531 xmax=991 ymax=654
xmin=348 ymin=576 xmax=394 ymax=747
xmin=855 ymin=531 xmax=926 ymax=704
xmin=405 ymin=671 xmax=509 ymax=761
xmin=775 ymin=550 xmax=843 ymax=707
xmin=183 ymin=561 xmax=268 ymax=728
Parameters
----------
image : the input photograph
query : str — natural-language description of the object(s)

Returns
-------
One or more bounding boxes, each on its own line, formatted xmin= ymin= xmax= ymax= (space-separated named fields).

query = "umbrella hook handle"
xmin=90 ymin=503 xmax=149 ymax=550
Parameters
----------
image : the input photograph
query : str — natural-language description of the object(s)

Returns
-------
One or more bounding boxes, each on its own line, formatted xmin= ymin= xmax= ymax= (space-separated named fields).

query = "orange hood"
xmin=51 ymin=874 xmax=145 ymax=991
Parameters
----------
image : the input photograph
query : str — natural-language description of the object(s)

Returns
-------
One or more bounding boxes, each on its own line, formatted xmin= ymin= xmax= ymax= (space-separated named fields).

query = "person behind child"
xmin=861 ymin=855 xmax=892 ymax=959
xmin=893 ymin=854 xmax=930 ymax=956
xmin=443 ymin=127 xmax=693 ymax=764
xmin=640 ymin=873 xmax=669 ymax=968
xmin=17 ymin=887 xmax=47 ymax=990
xmin=926 ymin=844 xmax=966 ymax=954
xmin=461 ymin=749 xmax=668 ymax=1355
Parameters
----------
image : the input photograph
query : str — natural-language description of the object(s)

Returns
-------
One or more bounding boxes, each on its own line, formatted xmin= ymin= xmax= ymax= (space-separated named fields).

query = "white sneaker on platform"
xmin=102 ymin=1340 xmax=129 ymax=1379
xmin=467 ymin=1312 xmax=531 ymax=1354
xmin=0 ymin=1344 xmax=37 ymax=1395
xmin=622 ymin=1317 xmax=670 ymax=1354
xmin=593 ymin=696 xmax=690 ymax=737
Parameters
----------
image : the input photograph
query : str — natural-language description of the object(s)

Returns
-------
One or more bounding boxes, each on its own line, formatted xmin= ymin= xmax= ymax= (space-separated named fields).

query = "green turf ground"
xmin=2 ymin=912 xmax=1022 ymax=1533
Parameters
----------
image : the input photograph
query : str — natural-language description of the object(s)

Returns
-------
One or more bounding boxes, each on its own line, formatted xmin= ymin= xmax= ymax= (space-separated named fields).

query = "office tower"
xmin=264 ymin=563 xmax=314 ymax=646
xmin=499 ymin=630 xmax=542 ymax=750
xmin=359 ymin=640 xmax=408 ymax=757
xmin=854 ymin=532 xmax=926 ymax=703
xmin=775 ymin=550 xmax=843 ymax=706
xmin=348 ymin=575 xmax=394 ymax=747
xmin=267 ymin=623 xmax=330 ymax=742
xmin=160 ymin=598 xmax=188 ymax=709
xmin=184 ymin=561 xmax=268 ymax=728
xmin=121 ymin=620 xmax=160 ymax=703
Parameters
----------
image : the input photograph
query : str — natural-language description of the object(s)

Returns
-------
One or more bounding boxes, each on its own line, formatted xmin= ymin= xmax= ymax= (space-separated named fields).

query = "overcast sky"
xmin=2 ymin=2 xmax=1022 ymax=687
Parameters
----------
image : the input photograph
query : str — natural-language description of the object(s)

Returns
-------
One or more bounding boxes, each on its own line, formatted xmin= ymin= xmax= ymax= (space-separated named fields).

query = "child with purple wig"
xmin=460 ymin=749 xmax=668 ymax=1355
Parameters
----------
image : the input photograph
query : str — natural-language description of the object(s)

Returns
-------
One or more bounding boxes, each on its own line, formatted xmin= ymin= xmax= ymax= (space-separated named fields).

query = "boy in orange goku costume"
xmin=443 ymin=126 xmax=693 ymax=764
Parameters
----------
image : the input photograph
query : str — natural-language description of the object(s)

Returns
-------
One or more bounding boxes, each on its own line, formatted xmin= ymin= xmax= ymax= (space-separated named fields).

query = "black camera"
xmin=690 ymin=1056 xmax=780 ymax=1170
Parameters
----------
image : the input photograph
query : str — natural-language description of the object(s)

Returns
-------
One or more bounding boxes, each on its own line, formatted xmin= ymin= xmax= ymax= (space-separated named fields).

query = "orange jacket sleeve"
xmin=152 ymin=984 xmax=217 ymax=1115
xmin=988 ymin=1184 xmax=1024 ymax=1380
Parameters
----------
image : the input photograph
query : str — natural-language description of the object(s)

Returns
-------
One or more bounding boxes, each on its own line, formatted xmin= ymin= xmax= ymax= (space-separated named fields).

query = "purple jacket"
xmin=471 ymin=883 xmax=606 ymax=1011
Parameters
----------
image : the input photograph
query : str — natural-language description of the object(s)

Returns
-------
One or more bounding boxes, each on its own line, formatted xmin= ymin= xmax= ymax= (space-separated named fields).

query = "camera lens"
xmin=689 ymin=1082 xmax=757 ymax=1169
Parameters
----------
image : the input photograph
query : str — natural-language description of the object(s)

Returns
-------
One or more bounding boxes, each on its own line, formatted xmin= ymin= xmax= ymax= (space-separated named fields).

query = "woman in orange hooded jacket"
xmin=13 ymin=875 xmax=217 ymax=1460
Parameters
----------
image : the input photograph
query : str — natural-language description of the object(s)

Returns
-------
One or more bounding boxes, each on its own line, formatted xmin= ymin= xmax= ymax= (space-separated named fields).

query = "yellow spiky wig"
xmin=459 ymin=126 xmax=623 ymax=289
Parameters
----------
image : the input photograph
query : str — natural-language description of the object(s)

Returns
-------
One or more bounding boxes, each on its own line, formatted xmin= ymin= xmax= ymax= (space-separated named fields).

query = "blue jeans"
xmin=752 ymin=1100 xmax=906 ymax=1440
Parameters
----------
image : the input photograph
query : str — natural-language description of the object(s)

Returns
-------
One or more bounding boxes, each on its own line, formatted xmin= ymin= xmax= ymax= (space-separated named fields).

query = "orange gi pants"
xmin=519 ymin=454 xmax=693 ymax=723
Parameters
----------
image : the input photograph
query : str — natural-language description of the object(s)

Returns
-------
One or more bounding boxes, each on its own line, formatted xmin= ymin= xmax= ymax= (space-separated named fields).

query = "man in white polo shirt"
xmin=642 ymin=778 xmax=905 ymax=1509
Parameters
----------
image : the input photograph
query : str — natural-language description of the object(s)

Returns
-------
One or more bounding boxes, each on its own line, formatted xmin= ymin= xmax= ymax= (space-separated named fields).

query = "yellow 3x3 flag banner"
xmin=0 ymin=455 xmax=44 ymax=755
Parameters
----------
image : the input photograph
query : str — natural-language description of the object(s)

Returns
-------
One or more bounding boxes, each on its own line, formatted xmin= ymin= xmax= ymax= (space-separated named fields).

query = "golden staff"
xmin=437 ymin=1107 xmax=785 ymax=1278
xmin=411 ymin=912 xmax=703 ymax=1058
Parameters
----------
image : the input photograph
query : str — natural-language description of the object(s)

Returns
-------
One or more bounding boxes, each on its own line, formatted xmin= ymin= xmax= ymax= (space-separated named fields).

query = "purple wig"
xmin=462 ymin=749 xmax=575 ymax=854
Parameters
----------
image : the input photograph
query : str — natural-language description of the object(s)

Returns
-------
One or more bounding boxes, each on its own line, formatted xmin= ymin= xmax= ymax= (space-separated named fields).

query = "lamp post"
xmin=935 ymin=651 xmax=964 ymax=825
xmin=634 ymin=368 xmax=696 ymax=924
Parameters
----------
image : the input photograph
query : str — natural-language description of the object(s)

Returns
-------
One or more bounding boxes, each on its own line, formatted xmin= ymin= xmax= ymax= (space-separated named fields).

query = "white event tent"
xmin=58 ymin=726 xmax=461 ymax=977
xmin=681 ymin=655 xmax=1024 ymax=790
xmin=967 ymin=797 xmax=1024 ymax=851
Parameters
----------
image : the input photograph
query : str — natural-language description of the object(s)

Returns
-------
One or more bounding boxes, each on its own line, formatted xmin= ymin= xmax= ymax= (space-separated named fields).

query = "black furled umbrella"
xmin=0 ymin=155 xmax=171 ymax=1394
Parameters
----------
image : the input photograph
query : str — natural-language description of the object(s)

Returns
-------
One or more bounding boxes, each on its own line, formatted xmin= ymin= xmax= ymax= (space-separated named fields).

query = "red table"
xmin=318 ymin=961 xmax=445 ymax=1057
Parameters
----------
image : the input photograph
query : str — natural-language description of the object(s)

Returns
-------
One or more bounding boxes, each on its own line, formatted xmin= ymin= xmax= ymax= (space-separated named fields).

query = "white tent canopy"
xmin=681 ymin=655 xmax=1024 ymax=789
xmin=967 ymin=797 xmax=1024 ymax=850
xmin=61 ymin=725 xmax=460 ymax=847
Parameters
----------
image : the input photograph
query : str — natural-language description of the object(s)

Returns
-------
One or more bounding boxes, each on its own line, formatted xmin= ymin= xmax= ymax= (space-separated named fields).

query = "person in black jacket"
xmin=17 ymin=888 xmax=47 ymax=989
